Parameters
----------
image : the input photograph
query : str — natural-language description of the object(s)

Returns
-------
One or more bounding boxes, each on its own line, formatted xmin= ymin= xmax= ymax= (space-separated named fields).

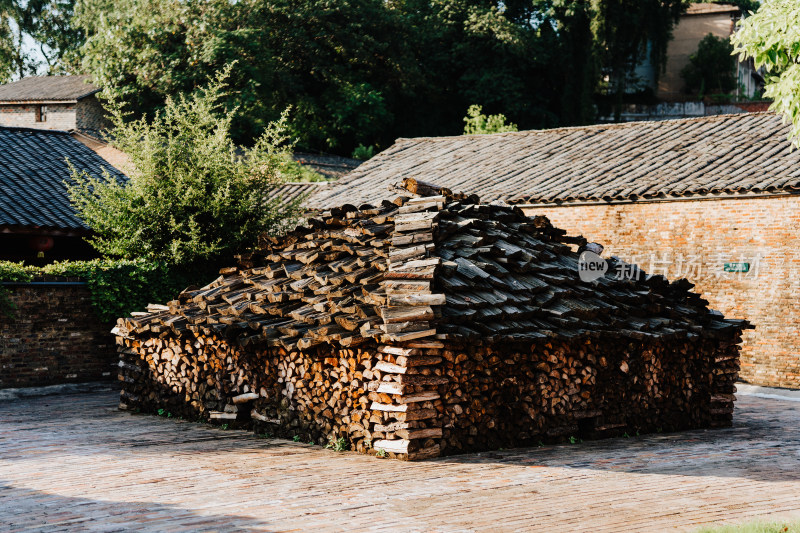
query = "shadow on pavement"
xmin=0 ymin=482 xmax=276 ymax=532
xmin=2 ymin=390 xmax=799 ymax=483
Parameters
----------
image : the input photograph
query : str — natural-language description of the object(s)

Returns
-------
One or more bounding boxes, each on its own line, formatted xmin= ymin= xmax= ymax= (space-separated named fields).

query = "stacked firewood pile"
xmin=114 ymin=180 xmax=749 ymax=460
xmin=436 ymin=335 xmax=741 ymax=454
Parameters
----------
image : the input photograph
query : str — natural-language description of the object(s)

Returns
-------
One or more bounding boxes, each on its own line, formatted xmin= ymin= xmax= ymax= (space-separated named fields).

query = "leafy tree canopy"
xmin=1 ymin=0 xmax=695 ymax=150
xmin=74 ymin=0 xmax=420 ymax=153
xmin=0 ymin=0 xmax=82 ymax=81
xmin=67 ymin=66 xmax=301 ymax=266
xmin=732 ymin=0 xmax=800 ymax=147
xmin=589 ymin=0 xmax=688 ymax=120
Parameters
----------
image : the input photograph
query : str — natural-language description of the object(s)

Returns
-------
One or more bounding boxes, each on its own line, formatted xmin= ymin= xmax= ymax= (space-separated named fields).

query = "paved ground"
xmin=2 ymin=389 xmax=800 ymax=532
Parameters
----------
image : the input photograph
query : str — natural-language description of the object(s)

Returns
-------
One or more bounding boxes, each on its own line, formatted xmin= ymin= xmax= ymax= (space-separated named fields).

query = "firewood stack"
xmin=114 ymin=179 xmax=750 ymax=460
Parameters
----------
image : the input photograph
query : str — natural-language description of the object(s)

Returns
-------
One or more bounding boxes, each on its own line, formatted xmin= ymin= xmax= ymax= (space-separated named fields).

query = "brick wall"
xmin=523 ymin=195 xmax=800 ymax=389
xmin=0 ymin=103 xmax=77 ymax=130
xmin=0 ymin=282 xmax=117 ymax=388
xmin=76 ymin=96 xmax=110 ymax=133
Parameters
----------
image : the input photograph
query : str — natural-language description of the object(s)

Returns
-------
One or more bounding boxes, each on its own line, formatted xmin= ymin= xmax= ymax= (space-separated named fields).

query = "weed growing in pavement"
xmin=326 ymin=437 xmax=349 ymax=452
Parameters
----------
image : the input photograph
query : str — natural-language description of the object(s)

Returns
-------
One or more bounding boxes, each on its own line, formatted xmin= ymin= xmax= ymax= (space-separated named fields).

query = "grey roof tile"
xmin=0 ymin=127 xmax=126 ymax=230
xmin=292 ymin=152 xmax=361 ymax=180
xmin=308 ymin=113 xmax=800 ymax=208
xmin=267 ymin=181 xmax=331 ymax=210
xmin=0 ymin=75 xmax=99 ymax=102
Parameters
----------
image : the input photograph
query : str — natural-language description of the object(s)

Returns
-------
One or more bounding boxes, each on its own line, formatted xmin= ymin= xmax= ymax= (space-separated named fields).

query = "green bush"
xmin=276 ymin=155 xmax=327 ymax=182
xmin=0 ymin=259 xmax=211 ymax=323
xmin=0 ymin=262 xmax=36 ymax=282
xmin=67 ymin=65 xmax=301 ymax=266
xmin=351 ymin=145 xmax=376 ymax=161
xmin=463 ymin=105 xmax=518 ymax=135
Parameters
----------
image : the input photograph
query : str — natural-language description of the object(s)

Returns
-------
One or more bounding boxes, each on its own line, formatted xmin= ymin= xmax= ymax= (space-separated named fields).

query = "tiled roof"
xmin=307 ymin=113 xmax=800 ymax=209
xmin=0 ymin=75 xmax=100 ymax=103
xmin=686 ymin=3 xmax=740 ymax=15
xmin=0 ymin=127 xmax=126 ymax=231
xmin=292 ymin=152 xmax=361 ymax=180
xmin=267 ymin=181 xmax=331 ymax=210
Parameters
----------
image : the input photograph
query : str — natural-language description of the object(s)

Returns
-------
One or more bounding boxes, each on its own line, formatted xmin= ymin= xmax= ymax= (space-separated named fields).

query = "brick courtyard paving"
xmin=1 ymin=389 xmax=800 ymax=532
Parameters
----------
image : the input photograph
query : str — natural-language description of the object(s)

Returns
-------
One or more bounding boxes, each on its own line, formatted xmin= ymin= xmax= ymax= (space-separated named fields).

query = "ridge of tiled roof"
xmin=292 ymin=152 xmax=361 ymax=180
xmin=0 ymin=75 xmax=100 ymax=103
xmin=0 ymin=126 xmax=126 ymax=231
xmin=685 ymin=3 xmax=740 ymax=15
xmin=306 ymin=113 xmax=800 ymax=209
xmin=117 ymin=190 xmax=748 ymax=350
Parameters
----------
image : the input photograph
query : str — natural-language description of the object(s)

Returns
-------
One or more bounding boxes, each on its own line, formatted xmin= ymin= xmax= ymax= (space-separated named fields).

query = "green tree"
xmin=591 ymin=0 xmax=689 ymax=120
xmin=463 ymin=104 xmax=518 ymax=134
xmin=527 ymin=0 xmax=689 ymax=123
xmin=681 ymin=33 xmax=737 ymax=97
xmin=70 ymin=0 xmax=694 ymax=148
xmin=67 ymin=66 xmax=300 ymax=266
xmin=546 ymin=0 xmax=598 ymax=125
xmin=19 ymin=0 xmax=84 ymax=73
xmin=732 ymin=0 xmax=800 ymax=147
xmin=0 ymin=0 xmax=35 ymax=81
xmin=0 ymin=0 xmax=83 ymax=80
xmin=74 ymin=0 xmax=419 ymax=153
xmin=380 ymin=0 xmax=561 ymax=138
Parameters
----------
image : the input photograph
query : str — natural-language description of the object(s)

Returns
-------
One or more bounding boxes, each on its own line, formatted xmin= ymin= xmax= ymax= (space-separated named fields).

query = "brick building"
xmin=607 ymin=3 xmax=766 ymax=122
xmin=308 ymin=113 xmax=800 ymax=389
xmin=0 ymin=127 xmax=127 ymax=263
xmin=0 ymin=75 xmax=109 ymax=134
xmin=657 ymin=3 xmax=747 ymax=99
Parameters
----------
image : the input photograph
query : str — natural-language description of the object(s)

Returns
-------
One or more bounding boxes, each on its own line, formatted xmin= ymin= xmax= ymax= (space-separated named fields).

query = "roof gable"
xmin=0 ymin=127 xmax=127 ymax=231
xmin=308 ymin=113 xmax=800 ymax=208
xmin=0 ymin=75 xmax=100 ymax=103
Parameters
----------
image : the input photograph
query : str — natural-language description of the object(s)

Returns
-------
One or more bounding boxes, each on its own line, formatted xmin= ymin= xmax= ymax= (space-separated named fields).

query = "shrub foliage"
xmin=0 ymin=259 xmax=208 ymax=323
xmin=67 ymin=65 xmax=301 ymax=266
xmin=463 ymin=105 xmax=518 ymax=135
